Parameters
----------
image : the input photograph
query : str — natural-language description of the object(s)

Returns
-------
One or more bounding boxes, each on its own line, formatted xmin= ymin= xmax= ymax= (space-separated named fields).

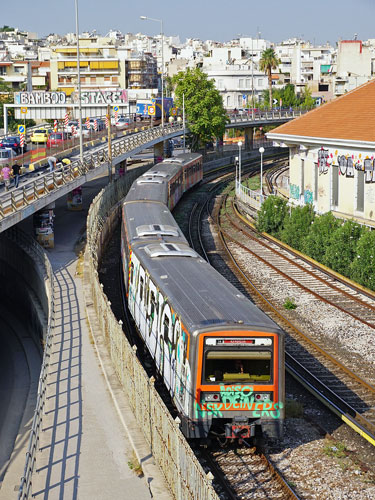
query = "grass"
xmin=323 ymin=441 xmax=348 ymax=460
xmin=127 ymin=452 xmax=143 ymax=477
xmin=283 ymin=297 xmax=297 ymax=310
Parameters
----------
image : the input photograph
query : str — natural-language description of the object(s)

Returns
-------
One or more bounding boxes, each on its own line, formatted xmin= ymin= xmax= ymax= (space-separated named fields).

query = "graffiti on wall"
xmin=304 ymin=190 xmax=313 ymax=204
xmin=290 ymin=184 xmax=300 ymax=200
xmin=316 ymin=147 xmax=375 ymax=183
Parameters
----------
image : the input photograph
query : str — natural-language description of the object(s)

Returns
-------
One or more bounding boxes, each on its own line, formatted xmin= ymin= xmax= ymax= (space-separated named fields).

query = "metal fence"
xmin=85 ymin=172 xmax=219 ymax=500
xmin=228 ymin=108 xmax=307 ymax=124
xmin=0 ymin=123 xmax=184 ymax=224
xmin=236 ymin=178 xmax=267 ymax=211
xmin=2 ymin=228 xmax=55 ymax=500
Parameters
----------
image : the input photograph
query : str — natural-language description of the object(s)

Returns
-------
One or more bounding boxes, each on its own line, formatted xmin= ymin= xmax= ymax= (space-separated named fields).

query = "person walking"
xmin=1 ymin=163 xmax=11 ymax=191
xmin=12 ymin=163 xmax=21 ymax=188
xmin=47 ymin=156 xmax=57 ymax=172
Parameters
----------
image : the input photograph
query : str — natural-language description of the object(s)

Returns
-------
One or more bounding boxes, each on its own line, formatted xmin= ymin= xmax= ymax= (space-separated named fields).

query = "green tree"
xmin=259 ymin=48 xmax=281 ymax=109
xmin=172 ymin=68 xmax=228 ymax=151
xmin=349 ymin=229 xmax=375 ymax=290
xmin=280 ymin=204 xmax=315 ymax=251
xmin=282 ymin=84 xmax=298 ymax=108
xmin=301 ymin=212 xmax=340 ymax=262
xmin=256 ymin=195 xmax=288 ymax=235
xmin=300 ymin=86 xmax=315 ymax=109
xmin=0 ymin=26 xmax=15 ymax=32
xmin=323 ymin=220 xmax=364 ymax=276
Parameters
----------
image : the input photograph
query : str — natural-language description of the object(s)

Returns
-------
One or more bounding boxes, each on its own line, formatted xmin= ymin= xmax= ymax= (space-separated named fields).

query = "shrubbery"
xmin=257 ymin=201 xmax=375 ymax=291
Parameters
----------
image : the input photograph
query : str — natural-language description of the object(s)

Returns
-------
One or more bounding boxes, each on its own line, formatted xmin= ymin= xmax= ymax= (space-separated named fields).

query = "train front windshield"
xmin=204 ymin=351 xmax=271 ymax=383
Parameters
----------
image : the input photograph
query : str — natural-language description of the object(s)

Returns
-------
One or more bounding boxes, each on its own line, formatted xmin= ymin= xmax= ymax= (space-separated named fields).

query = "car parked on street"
xmin=30 ymin=128 xmax=50 ymax=144
xmin=0 ymin=147 xmax=17 ymax=164
xmin=46 ymin=132 xmax=70 ymax=148
xmin=0 ymin=135 xmax=27 ymax=155
xmin=115 ymin=116 xmax=131 ymax=130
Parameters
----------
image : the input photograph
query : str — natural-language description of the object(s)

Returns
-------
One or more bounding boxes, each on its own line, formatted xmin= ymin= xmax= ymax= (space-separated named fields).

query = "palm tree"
xmin=259 ymin=48 xmax=281 ymax=108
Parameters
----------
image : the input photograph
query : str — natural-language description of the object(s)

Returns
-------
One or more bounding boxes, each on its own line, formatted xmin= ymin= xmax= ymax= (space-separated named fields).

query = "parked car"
xmin=30 ymin=128 xmax=50 ymax=144
xmin=72 ymin=125 xmax=90 ymax=137
xmin=115 ymin=117 xmax=131 ymax=130
xmin=65 ymin=120 xmax=78 ymax=134
xmin=46 ymin=132 xmax=70 ymax=148
xmin=0 ymin=135 xmax=27 ymax=155
xmin=0 ymin=147 xmax=17 ymax=164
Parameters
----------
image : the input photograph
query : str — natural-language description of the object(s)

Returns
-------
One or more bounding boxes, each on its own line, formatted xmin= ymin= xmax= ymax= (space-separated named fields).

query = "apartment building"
xmin=334 ymin=40 xmax=373 ymax=96
xmin=50 ymin=37 xmax=127 ymax=95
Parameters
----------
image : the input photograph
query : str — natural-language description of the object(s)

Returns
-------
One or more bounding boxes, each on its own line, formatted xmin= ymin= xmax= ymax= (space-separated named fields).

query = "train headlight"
xmin=203 ymin=393 xmax=222 ymax=403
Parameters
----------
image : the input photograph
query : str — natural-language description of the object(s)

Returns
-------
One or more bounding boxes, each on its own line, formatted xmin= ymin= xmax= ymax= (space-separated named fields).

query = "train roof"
xmin=122 ymin=201 xmax=188 ymax=245
xmin=125 ymin=178 xmax=169 ymax=204
xmin=161 ymin=152 xmax=202 ymax=166
xmin=133 ymin=243 xmax=281 ymax=335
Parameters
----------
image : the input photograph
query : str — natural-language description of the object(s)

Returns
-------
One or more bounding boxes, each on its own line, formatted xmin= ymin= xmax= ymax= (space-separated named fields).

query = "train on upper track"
xmin=121 ymin=152 xmax=285 ymax=441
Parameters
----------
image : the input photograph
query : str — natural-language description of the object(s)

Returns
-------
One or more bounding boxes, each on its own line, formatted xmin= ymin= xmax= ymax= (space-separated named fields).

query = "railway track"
xmin=199 ymin=445 xmax=299 ymax=500
xmin=212 ymin=189 xmax=375 ymax=447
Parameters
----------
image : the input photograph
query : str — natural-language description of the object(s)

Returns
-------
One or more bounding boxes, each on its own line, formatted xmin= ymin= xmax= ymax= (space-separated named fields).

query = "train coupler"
xmin=225 ymin=417 xmax=255 ymax=441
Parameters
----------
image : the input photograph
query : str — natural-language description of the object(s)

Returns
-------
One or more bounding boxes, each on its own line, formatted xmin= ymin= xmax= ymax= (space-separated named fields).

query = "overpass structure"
xmin=0 ymin=110 xmax=305 ymax=234
xmin=0 ymin=123 xmax=184 ymax=233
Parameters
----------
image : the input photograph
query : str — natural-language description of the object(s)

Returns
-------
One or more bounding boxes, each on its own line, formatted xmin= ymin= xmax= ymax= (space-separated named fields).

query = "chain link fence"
xmin=85 ymin=171 xmax=219 ymax=500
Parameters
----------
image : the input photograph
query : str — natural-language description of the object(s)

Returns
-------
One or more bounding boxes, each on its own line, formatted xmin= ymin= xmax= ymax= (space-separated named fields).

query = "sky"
xmin=5 ymin=0 xmax=375 ymax=46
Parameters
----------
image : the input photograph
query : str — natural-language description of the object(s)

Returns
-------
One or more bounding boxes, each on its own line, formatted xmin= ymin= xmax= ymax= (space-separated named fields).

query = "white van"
xmin=0 ymin=147 xmax=17 ymax=165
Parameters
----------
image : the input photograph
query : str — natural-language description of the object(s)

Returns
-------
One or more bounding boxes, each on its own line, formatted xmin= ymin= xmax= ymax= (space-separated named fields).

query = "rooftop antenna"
xmin=354 ymin=33 xmax=358 ymax=40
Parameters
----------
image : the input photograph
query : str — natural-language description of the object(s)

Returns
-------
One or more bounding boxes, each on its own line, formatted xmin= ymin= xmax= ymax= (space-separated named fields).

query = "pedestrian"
xmin=12 ymin=163 xmax=22 ymax=188
xmin=1 ymin=163 xmax=11 ymax=191
xmin=47 ymin=156 xmax=57 ymax=172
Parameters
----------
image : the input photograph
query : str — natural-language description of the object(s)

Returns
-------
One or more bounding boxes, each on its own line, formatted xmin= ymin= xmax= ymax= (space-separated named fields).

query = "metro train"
xmin=121 ymin=152 xmax=285 ymax=441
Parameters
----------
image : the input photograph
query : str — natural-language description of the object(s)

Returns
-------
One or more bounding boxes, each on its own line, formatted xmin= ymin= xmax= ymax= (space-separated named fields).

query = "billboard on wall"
xmin=71 ymin=89 xmax=128 ymax=105
xmin=14 ymin=91 xmax=67 ymax=105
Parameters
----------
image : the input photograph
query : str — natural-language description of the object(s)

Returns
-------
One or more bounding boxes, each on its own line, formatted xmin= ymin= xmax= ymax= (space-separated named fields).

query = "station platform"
xmin=9 ymin=171 xmax=170 ymax=499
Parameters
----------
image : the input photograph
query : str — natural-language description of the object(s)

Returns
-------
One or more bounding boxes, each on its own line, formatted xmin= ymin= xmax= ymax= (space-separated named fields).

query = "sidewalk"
xmin=30 ymin=174 xmax=167 ymax=499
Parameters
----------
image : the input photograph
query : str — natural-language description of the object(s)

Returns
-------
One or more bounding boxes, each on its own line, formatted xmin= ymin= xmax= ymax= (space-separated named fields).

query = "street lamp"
xmin=238 ymin=141 xmax=243 ymax=185
xmin=75 ymin=0 xmax=83 ymax=163
xmin=140 ymin=15 xmax=164 ymax=130
xmin=259 ymin=146 xmax=265 ymax=200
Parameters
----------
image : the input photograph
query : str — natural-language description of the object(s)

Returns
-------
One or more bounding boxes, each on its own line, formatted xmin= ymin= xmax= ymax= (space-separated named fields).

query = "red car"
xmin=46 ymin=132 xmax=69 ymax=148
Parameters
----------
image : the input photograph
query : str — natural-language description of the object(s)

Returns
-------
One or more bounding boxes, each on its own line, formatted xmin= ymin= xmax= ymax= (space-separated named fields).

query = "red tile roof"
xmin=270 ymin=79 xmax=375 ymax=142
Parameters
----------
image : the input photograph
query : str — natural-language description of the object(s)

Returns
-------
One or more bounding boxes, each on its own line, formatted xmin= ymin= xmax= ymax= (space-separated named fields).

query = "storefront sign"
xmin=15 ymin=91 xmax=67 ymax=105
xmin=72 ymin=89 xmax=128 ymax=105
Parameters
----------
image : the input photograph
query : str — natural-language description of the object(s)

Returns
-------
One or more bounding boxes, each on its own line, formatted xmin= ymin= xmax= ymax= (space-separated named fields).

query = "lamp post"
xmin=183 ymin=92 xmax=186 ymax=153
xmin=259 ymin=146 xmax=265 ymax=201
xmin=140 ymin=16 xmax=164 ymax=130
xmin=238 ymin=141 xmax=243 ymax=185
xmin=75 ymin=0 xmax=83 ymax=163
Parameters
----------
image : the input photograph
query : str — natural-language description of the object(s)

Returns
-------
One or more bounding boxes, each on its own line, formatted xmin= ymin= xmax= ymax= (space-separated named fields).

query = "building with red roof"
xmin=267 ymin=79 xmax=375 ymax=227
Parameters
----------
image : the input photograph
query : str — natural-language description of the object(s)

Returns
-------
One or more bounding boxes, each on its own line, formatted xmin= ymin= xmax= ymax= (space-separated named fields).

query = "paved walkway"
xmin=28 ymin=175 xmax=163 ymax=500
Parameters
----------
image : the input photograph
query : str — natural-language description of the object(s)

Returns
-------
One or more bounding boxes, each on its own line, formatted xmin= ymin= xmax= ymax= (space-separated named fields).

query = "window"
xmin=226 ymin=96 xmax=231 ymax=107
xmin=239 ymin=79 xmax=244 ymax=88
xmin=204 ymin=351 xmax=272 ymax=383
xmin=246 ymin=79 xmax=251 ymax=88
xmin=238 ymin=95 xmax=242 ymax=106
xmin=150 ymin=291 xmax=156 ymax=318
xmin=217 ymin=79 xmax=223 ymax=89
xmin=257 ymin=78 xmax=263 ymax=87
xmin=332 ymin=166 xmax=339 ymax=207
xmin=130 ymin=263 xmax=134 ymax=283
xmin=300 ymin=159 xmax=304 ymax=196
xmin=139 ymin=276 xmax=144 ymax=301
xmin=357 ymin=170 xmax=364 ymax=212
xmin=163 ymin=316 xmax=170 ymax=342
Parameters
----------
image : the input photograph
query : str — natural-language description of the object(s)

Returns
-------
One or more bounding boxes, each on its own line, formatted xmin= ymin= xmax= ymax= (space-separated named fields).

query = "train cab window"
xmin=163 ymin=316 xmax=170 ymax=342
xmin=204 ymin=351 xmax=272 ymax=383
xmin=139 ymin=276 xmax=144 ymax=302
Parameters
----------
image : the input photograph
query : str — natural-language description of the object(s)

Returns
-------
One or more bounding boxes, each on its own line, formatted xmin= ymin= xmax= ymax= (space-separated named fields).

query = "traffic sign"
xmin=148 ymin=105 xmax=156 ymax=116
xmin=242 ymin=94 xmax=247 ymax=100
xmin=18 ymin=124 xmax=25 ymax=134
xmin=113 ymin=106 xmax=119 ymax=112
xmin=20 ymin=107 xmax=28 ymax=114
xmin=171 ymin=107 xmax=177 ymax=116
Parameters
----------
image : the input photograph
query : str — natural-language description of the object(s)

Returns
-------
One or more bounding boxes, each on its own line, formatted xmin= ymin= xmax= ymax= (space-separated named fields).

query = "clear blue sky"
xmin=6 ymin=0 xmax=375 ymax=45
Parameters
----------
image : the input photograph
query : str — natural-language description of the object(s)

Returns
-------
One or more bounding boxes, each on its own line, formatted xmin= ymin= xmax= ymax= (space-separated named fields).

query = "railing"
xmin=0 ymin=123 xmax=184 ymax=225
xmin=236 ymin=179 xmax=266 ymax=210
xmin=85 ymin=172 xmax=219 ymax=500
xmin=228 ymin=108 xmax=307 ymax=124
xmin=1 ymin=228 xmax=55 ymax=500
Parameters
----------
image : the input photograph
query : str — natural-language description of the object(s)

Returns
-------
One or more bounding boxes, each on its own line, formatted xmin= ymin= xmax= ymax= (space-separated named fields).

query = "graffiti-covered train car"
xmin=121 ymin=153 xmax=285 ymax=441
